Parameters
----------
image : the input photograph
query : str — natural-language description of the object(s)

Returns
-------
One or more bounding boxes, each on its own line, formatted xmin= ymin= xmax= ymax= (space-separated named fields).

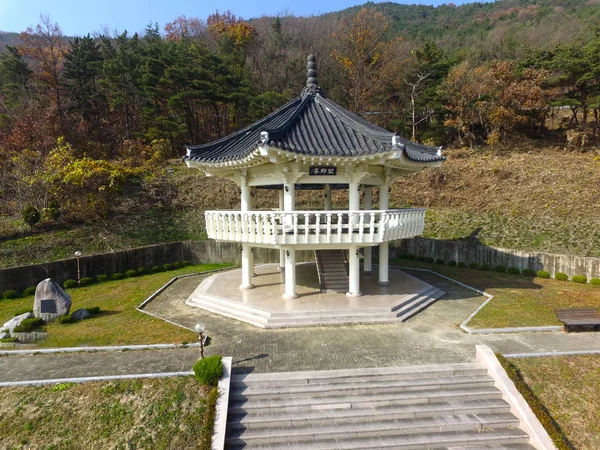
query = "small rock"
xmin=2 ymin=312 xmax=33 ymax=335
xmin=71 ymin=308 xmax=91 ymax=321
xmin=0 ymin=330 xmax=9 ymax=340
xmin=33 ymin=279 xmax=72 ymax=322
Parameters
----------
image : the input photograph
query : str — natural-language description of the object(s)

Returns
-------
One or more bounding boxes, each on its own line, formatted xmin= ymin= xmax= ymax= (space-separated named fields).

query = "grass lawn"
xmin=509 ymin=355 xmax=600 ymax=450
xmin=0 ymin=376 xmax=216 ymax=450
xmin=0 ymin=263 xmax=233 ymax=348
xmin=391 ymin=258 xmax=600 ymax=328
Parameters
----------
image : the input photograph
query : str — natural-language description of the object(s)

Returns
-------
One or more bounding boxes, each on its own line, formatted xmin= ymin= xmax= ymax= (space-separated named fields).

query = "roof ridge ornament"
xmin=302 ymin=54 xmax=324 ymax=97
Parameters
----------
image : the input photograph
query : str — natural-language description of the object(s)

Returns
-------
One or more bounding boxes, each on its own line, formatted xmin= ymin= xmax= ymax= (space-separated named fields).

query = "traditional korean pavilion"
xmin=184 ymin=55 xmax=445 ymax=313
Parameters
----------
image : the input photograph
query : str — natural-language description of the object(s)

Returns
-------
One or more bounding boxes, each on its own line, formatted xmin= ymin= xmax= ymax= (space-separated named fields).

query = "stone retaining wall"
xmin=1 ymin=238 xmax=599 ymax=293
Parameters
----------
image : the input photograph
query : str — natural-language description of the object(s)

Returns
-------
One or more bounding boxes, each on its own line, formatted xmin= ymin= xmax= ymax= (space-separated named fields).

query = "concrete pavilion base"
xmin=186 ymin=263 xmax=445 ymax=328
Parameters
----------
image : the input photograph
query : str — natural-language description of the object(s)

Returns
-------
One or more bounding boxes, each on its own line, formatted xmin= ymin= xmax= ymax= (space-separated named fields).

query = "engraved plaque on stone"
xmin=40 ymin=299 xmax=57 ymax=314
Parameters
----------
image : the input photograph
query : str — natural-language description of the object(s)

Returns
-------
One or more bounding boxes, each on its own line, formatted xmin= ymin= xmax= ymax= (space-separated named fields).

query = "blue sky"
xmin=0 ymin=0 xmax=482 ymax=36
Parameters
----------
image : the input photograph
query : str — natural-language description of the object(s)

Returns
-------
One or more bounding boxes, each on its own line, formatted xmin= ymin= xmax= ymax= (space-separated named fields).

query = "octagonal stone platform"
xmin=186 ymin=263 xmax=445 ymax=328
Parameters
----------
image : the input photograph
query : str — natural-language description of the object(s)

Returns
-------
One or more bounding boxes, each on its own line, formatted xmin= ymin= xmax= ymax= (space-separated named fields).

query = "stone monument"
xmin=33 ymin=278 xmax=72 ymax=322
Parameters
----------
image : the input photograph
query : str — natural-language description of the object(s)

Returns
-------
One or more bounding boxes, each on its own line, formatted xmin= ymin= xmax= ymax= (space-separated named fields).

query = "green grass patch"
xmin=507 ymin=355 xmax=600 ymax=450
xmin=391 ymin=258 xmax=600 ymax=328
xmin=0 ymin=376 xmax=215 ymax=449
xmin=0 ymin=263 xmax=233 ymax=348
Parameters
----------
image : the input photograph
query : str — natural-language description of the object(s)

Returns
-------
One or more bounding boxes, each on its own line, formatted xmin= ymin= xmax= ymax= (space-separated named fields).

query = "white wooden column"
xmin=378 ymin=184 xmax=390 ymax=286
xmin=240 ymin=174 xmax=254 ymax=289
xmin=363 ymin=186 xmax=373 ymax=274
xmin=348 ymin=181 xmax=360 ymax=211
xmin=347 ymin=245 xmax=362 ymax=297
xmin=283 ymin=247 xmax=298 ymax=299
xmin=324 ymin=184 xmax=332 ymax=210
xmin=278 ymin=189 xmax=285 ymax=271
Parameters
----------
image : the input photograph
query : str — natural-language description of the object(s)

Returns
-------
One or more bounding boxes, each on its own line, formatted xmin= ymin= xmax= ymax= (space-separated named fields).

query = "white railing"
xmin=204 ymin=209 xmax=426 ymax=246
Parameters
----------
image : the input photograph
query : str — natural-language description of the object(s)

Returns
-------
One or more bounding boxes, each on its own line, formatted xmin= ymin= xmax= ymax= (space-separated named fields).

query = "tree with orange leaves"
xmin=18 ymin=15 xmax=69 ymax=127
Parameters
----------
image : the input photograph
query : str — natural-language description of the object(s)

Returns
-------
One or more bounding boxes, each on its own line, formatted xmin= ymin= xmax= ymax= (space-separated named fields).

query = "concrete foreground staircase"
xmin=224 ymin=363 xmax=536 ymax=449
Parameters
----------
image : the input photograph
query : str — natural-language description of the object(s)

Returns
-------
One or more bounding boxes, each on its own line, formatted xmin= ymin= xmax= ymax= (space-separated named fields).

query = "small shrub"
xmin=23 ymin=286 xmax=37 ymax=296
xmin=80 ymin=277 xmax=93 ymax=286
xmin=537 ymin=270 xmax=551 ymax=278
xmin=469 ymin=263 xmax=479 ymax=269
xmin=63 ymin=279 xmax=77 ymax=289
xmin=22 ymin=205 xmax=41 ymax=227
xmin=447 ymin=260 xmax=457 ymax=267
xmin=457 ymin=262 xmax=466 ymax=268
xmin=555 ymin=272 xmax=568 ymax=282
xmin=193 ymin=355 xmax=223 ymax=386
xmin=136 ymin=267 xmax=146 ymax=276
xmin=572 ymin=275 xmax=587 ymax=284
xmin=111 ymin=273 xmax=124 ymax=280
xmin=435 ymin=258 xmax=444 ymax=265
xmin=97 ymin=274 xmax=108 ymax=283
xmin=14 ymin=308 xmax=33 ymax=317
xmin=507 ymin=266 xmax=520 ymax=275
xmin=398 ymin=253 xmax=408 ymax=260
xmin=57 ymin=315 xmax=73 ymax=325
xmin=416 ymin=256 xmax=427 ymax=262
xmin=479 ymin=264 xmax=490 ymax=271
xmin=151 ymin=266 xmax=160 ymax=273
xmin=0 ymin=337 xmax=19 ymax=343
xmin=125 ymin=269 xmax=137 ymax=278
xmin=43 ymin=201 xmax=61 ymax=222
xmin=87 ymin=306 xmax=101 ymax=315
xmin=172 ymin=262 xmax=182 ymax=269
xmin=521 ymin=269 xmax=536 ymax=277
xmin=163 ymin=263 xmax=172 ymax=271
xmin=494 ymin=265 xmax=506 ymax=273
xmin=591 ymin=278 xmax=600 ymax=286
xmin=406 ymin=254 xmax=416 ymax=260
xmin=14 ymin=317 xmax=44 ymax=332
xmin=2 ymin=290 xmax=18 ymax=300
xmin=182 ymin=260 xmax=192 ymax=266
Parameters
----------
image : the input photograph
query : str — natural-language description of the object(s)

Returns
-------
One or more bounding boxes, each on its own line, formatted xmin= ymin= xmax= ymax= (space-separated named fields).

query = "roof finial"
xmin=306 ymin=54 xmax=317 ymax=87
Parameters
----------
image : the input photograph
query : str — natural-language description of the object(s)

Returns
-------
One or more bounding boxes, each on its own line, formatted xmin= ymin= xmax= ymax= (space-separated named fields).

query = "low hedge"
xmin=479 ymin=264 xmax=490 ymax=271
xmin=125 ymin=269 xmax=137 ymax=278
xmin=2 ymin=290 xmax=18 ymax=300
xmin=496 ymin=354 xmax=571 ymax=450
xmin=163 ymin=264 xmax=172 ymax=271
xmin=14 ymin=317 xmax=44 ymax=332
xmin=537 ymin=270 xmax=551 ymax=279
xmin=469 ymin=263 xmax=479 ymax=269
xmin=193 ymin=355 xmax=223 ymax=386
xmin=447 ymin=260 xmax=457 ymax=267
xmin=97 ymin=274 xmax=108 ymax=283
xmin=457 ymin=262 xmax=467 ymax=268
xmin=494 ymin=265 xmax=506 ymax=273
xmin=424 ymin=257 xmax=434 ymax=263
xmin=572 ymin=275 xmax=587 ymax=284
xmin=87 ymin=306 xmax=101 ymax=315
xmin=111 ymin=273 xmax=124 ymax=280
xmin=521 ymin=268 xmax=536 ymax=277
xmin=591 ymin=278 xmax=600 ymax=286
xmin=507 ymin=266 xmax=520 ymax=275
xmin=435 ymin=258 xmax=444 ymax=265
xmin=406 ymin=254 xmax=416 ymax=260
xmin=555 ymin=272 xmax=568 ymax=282
xmin=172 ymin=262 xmax=182 ymax=269
xmin=63 ymin=279 xmax=77 ymax=289
xmin=80 ymin=277 xmax=94 ymax=286
xmin=14 ymin=308 xmax=33 ymax=317
xmin=57 ymin=315 xmax=73 ymax=325
xmin=151 ymin=265 xmax=160 ymax=273
xmin=136 ymin=267 xmax=146 ymax=275
xmin=23 ymin=286 xmax=37 ymax=296
xmin=0 ymin=337 xmax=19 ymax=343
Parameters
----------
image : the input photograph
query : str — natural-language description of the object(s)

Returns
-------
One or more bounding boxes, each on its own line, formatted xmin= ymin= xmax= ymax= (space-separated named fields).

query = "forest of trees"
xmin=1 ymin=0 xmax=600 ymax=226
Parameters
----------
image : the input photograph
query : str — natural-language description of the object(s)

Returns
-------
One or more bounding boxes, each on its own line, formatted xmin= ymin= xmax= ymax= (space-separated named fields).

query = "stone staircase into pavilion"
xmin=315 ymin=249 xmax=349 ymax=292
xmin=224 ymin=363 xmax=537 ymax=450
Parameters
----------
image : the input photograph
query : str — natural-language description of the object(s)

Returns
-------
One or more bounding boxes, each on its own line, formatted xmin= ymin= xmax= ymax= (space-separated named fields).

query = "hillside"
xmin=1 ymin=144 xmax=598 ymax=268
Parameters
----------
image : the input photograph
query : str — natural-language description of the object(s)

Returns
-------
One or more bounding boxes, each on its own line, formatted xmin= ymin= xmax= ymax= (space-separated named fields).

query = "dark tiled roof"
xmin=185 ymin=88 xmax=443 ymax=164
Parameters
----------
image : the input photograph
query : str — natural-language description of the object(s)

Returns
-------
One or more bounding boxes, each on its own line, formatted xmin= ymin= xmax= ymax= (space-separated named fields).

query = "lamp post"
xmin=194 ymin=322 xmax=205 ymax=358
xmin=74 ymin=251 xmax=82 ymax=286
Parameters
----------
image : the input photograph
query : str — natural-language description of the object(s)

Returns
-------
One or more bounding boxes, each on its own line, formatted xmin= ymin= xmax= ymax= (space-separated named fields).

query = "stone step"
xmin=227 ymin=398 xmax=512 ymax=429
xmin=189 ymin=293 xmax=271 ymax=318
xmin=391 ymin=286 xmax=440 ymax=312
xmin=224 ymin=427 xmax=531 ymax=449
xmin=188 ymin=299 xmax=269 ymax=328
xmin=231 ymin=363 xmax=487 ymax=386
xmin=230 ymin=374 xmax=494 ymax=399
xmin=228 ymin=385 xmax=503 ymax=413
xmin=226 ymin=412 xmax=520 ymax=443
xmin=445 ymin=445 xmax=537 ymax=450
xmin=262 ymin=315 xmax=405 ymax=327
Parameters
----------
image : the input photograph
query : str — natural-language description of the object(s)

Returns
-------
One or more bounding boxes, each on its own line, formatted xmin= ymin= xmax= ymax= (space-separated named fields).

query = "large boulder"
xmin=1 ymin=312 xmax=33 ymax=336
xmin=33 ymin=279 xmax=72 ymax=322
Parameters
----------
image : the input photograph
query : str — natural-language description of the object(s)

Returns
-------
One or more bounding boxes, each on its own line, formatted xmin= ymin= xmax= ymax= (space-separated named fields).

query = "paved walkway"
xmin=1 ymin=270 xmax=599 ymax=382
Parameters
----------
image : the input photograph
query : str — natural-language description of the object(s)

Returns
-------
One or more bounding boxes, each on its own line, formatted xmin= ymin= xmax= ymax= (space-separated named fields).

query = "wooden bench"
xmin=555 ymin=308 xmax=600 ymax=332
